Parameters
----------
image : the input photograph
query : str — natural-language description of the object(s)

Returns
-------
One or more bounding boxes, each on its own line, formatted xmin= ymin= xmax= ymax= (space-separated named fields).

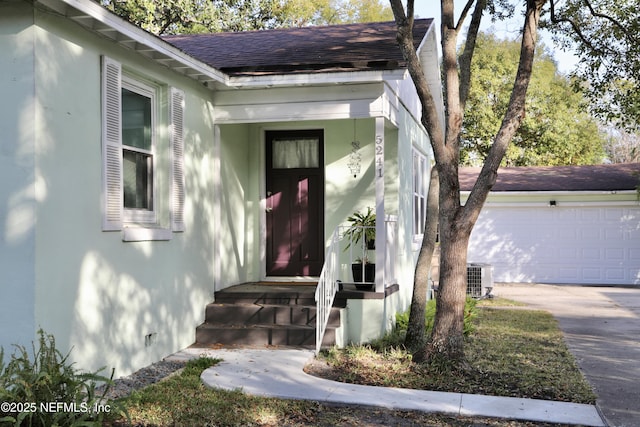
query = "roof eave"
xmin=35 ymin=0 xmax=228 ymax=86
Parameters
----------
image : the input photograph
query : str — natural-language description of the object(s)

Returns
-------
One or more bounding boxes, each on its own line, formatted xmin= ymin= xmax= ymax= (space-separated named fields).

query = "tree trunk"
xmin=404 ymin=167 xmax=439 ymax=350
xmin=413 ymin=226 xmax=469 ymax=363
xmin=391 ymin=0 xmax=546 ymax=365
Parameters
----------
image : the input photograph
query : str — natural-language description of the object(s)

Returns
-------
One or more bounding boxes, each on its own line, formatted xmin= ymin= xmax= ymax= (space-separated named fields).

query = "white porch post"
xmin=213 ymin=124 xmax=221 ymax=297
xmin=374 ymin=117 xmax=385 ymax=293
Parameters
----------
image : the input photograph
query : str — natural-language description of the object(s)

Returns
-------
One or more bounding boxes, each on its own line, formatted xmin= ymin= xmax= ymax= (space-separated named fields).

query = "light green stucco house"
xmin=0 ymin=0 xmax=443 ymax=377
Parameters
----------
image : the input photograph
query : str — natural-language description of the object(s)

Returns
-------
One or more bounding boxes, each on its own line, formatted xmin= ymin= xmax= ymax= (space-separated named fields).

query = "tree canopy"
xmin=547 ymin=0 xmax=640 ymax=131
xmin=95 ymin=0 xmax=393 ymax=35
xmin=461 ymin=32 xmax=606 ymax=166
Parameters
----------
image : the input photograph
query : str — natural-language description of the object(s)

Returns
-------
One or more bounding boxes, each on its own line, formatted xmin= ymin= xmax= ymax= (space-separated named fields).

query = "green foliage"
xmin=334 ymin=0 xmax=393 ymax=23
xmin=0 ymin=329 xmax=123 ymax=427
xmin=343 ymin=207 xmax=376 ymax=251
xmin=386 ymin=297 xmax=477 ymax=349
xmin=95 ymin=0 xmax=392 ymax=35
xmin=546 ymin=0 xmax=640 ymax=131
xmin=461 ymin=32 xmax=606 ymax=166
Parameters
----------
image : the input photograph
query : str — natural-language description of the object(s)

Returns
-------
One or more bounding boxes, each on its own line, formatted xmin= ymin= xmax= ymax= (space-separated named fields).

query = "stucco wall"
xmin=0 ymin=2 xmax=37 ymax=359
xmin=393 ymin=103 xmax=433 ymax=309
xmin=216 ymin=124 xmax=252 ymax=287
xmin=3 ymin=8 xmax=219 ymax=377
xmin=1 ymin=2 xmax=437 ymax=370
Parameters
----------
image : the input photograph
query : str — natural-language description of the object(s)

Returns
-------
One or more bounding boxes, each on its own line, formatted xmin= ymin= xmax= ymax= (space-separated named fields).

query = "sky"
xmin=412 ymin=2 xmax=579 ymax=74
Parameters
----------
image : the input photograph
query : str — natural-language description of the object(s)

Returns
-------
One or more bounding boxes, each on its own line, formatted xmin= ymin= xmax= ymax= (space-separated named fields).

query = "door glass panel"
xmin=272 ymin=137 xmax=319 ymax=169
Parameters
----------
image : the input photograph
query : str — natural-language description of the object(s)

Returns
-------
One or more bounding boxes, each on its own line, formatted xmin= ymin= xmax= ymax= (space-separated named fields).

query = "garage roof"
xmin=459 ymin=163 xmax=640 ymax=192
xmin=163 ymin=19 xmax=433 ymax=76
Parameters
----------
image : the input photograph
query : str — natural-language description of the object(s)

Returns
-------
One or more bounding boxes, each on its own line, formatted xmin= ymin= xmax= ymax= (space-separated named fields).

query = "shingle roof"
xmin=459 ymin=163 xmax=640 ymax=192
xmin=163 ymin=19 xmax=433 ymax=76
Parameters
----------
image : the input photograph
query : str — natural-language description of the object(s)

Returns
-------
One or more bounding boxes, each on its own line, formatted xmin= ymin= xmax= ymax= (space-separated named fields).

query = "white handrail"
xmin=315 ymin=217 xmax=398 ymax=353
xmin=315 ymin=227 xmax=341 ymax=354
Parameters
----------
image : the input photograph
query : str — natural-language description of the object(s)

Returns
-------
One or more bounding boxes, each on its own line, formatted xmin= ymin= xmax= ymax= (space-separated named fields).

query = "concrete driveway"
xmin=495 ymin=284 xmax=640 ymax=427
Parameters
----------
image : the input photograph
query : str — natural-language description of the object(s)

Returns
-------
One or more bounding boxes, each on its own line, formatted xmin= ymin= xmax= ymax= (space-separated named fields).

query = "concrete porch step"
xmin=195 ymin=282 xmax=341 ymax=349
xmin=204 ymin=303 xmax=341 ymax=328
xmin=214 ymin=288 xmax=318 ymax=306
xmin=195 ymin=323 xmax=336 ymax=348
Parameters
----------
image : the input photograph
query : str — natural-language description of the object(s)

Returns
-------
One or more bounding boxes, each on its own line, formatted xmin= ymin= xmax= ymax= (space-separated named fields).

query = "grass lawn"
xmin=313 ymin=299 xmax=595 ymax=403
xmin=108 ymin=298 xmax=595 ymax=426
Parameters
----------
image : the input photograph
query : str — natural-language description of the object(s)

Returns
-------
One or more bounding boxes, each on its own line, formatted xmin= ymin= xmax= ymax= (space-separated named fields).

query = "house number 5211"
xmin=375 ymin=135 xmax=383 ymax=178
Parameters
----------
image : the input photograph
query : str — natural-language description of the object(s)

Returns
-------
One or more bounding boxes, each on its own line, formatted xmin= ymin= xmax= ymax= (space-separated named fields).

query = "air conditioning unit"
xmin=467 ymin=263 xmax=494 ymax=298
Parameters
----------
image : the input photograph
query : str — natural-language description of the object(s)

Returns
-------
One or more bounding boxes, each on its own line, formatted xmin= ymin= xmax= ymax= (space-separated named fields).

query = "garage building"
xmin=460 ymin=164 xmax=640 ymax=286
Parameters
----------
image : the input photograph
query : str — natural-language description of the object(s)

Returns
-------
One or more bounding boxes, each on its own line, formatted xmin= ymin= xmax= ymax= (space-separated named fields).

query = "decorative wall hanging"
xmin=347 ymin=120 xmax=361 ymax=178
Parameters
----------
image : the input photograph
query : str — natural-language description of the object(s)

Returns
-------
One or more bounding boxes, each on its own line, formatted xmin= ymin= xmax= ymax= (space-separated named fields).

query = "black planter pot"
xmin=352 ymin=263 xmax=375 ymax=290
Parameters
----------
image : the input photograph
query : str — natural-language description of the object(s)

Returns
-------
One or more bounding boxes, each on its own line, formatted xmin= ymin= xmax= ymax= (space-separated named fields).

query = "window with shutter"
xmin=101 ymin=56 xmax=180 ymax=240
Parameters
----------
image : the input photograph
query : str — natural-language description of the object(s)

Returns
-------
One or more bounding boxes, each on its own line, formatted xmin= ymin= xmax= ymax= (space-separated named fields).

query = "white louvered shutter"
xmin=101 ymin=56 xmax=123 ymax=231
xmin=170 ymin=88 xmax=185 ymax=232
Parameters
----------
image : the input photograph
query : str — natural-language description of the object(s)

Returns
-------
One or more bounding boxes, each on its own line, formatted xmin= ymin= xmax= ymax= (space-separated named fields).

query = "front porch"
xmin=208 ymin=88 xmax=431 ymax=352
xmin=194 ymin=281 xmax=399 ymax=349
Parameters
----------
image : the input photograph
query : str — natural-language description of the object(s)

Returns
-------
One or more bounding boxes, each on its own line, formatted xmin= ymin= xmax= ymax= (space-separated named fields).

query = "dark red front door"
xmin=266 ymin=130 xmax=324 ymax=277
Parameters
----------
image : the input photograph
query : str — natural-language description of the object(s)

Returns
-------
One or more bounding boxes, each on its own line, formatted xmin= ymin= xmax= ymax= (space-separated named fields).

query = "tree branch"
xmin=441 ymin=0 xmax=462 ymax=157
xmin=548 ymin=0 xmax=608 ymax=57
xmin=582 ymin=0 xmax=638 ymax=44
xmin=455 ymin=0 xmax=477 ymax=32
xmin=390 ymin=0 xmax=445 ymax=156
xmin=459 ymin=0 xmax=487 ymax=109
xmin=462 ymin=0 xmax=546 ymax=227
xmin=549 ymin=0 xmax=637 ymax=56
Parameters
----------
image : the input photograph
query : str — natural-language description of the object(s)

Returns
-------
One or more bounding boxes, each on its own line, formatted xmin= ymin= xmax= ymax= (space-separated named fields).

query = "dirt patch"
xmin=303 ymin=357 xmax=343 ymax=381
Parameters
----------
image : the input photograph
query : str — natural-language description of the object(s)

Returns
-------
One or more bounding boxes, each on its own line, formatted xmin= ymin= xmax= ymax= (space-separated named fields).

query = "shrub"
xmin=371 ymin=297 xmax=478 ymax=350
xmin=0 ymin=329 xmax=123 ymax=426
xmin=395 ymin=297 xmax=478 ymax=338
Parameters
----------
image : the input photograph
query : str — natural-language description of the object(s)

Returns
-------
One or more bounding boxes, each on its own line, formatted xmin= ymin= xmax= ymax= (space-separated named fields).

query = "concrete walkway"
xmin=168 ymin=347 xmax=604 ymax=426
xmin=496 ymin=284 xmax=640 ymax=427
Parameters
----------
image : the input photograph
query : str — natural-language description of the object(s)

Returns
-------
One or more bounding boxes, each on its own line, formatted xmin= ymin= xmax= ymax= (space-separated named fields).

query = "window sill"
xmin=123 ymin=227 xmax=172 ymax=242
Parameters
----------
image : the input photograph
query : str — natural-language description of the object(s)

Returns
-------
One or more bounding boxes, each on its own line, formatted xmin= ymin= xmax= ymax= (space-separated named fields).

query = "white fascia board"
xmin=461 ymin=190 xmax=639 ymax=207
xmin=415 ymin=19 xmax=436 ymax=54
xmin=213 ymin=82 xmax=387 ymax=123
xmin=380 ymin=81 xmax=401 ymax=127
xmin=416 ymin=28 xmax=445 ymax=131
xmin=214 ymin=98 xmax=381 ymax=124
xmin=36 ymin=0 xmax=228 ymax=86
xmin=466 ymin=200 xmax=639 ymax=208
xmin=223 ymin=69 xmax=407 ymax=89
xmin=461 ymin=190 xmax=638 ymax=197
xmin=382 ymin=70 xmax=431 ymax=128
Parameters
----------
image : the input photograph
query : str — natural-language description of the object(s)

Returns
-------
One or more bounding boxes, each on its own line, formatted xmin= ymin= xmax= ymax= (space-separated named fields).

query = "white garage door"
xmin=467 ymin=205 xmax=640 ymax=285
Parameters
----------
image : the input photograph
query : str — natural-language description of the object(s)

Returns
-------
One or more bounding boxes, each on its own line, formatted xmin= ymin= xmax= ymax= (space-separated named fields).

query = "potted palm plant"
xmin=344 ymin=207 xmax=376 ymax=289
